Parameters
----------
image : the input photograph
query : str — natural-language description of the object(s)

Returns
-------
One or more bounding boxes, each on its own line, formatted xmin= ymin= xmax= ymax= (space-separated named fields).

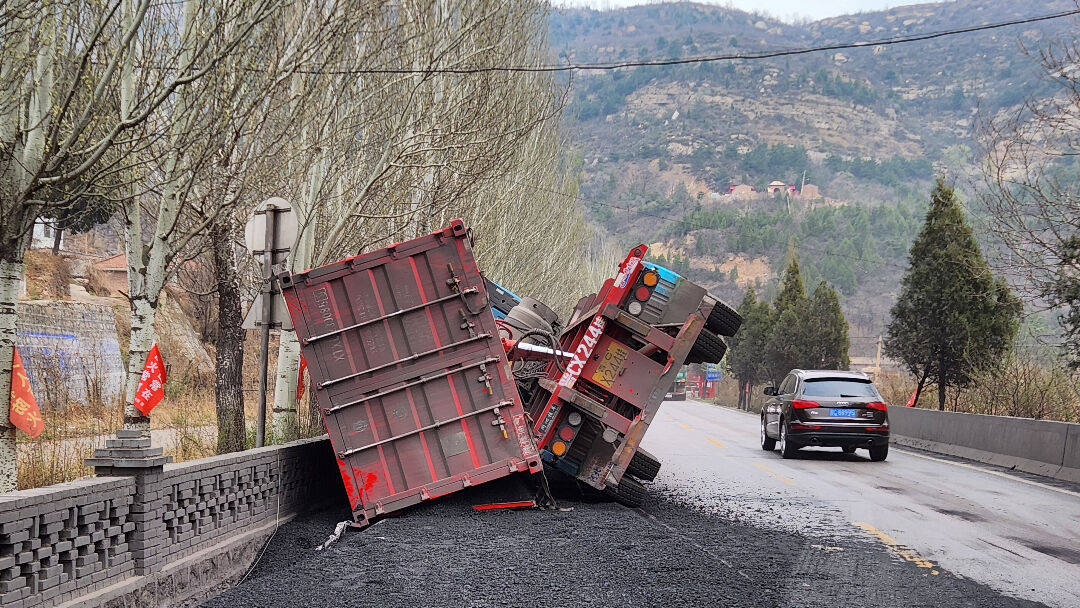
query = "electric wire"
xmin=292 ymin=8 xmax=1080 ymax=75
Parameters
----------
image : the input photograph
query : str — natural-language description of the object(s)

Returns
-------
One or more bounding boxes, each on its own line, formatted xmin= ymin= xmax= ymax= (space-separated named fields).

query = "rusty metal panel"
xmin=280 ymin=220 xmax=541 ymax=524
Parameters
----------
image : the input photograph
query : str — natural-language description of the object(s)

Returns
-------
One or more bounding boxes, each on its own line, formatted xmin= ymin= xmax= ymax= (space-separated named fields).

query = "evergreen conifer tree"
xmin=885 ymin=179 xmax=1022 ymax=410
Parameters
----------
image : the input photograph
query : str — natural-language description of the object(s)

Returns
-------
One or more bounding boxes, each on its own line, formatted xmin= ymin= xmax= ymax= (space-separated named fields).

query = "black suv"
xmin=760 ymin=370 xmax=889 ymax=461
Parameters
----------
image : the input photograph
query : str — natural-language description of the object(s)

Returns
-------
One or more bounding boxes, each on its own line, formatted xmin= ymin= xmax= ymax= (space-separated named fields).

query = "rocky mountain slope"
xmin=551 ymin=1 xmax=1074 ymax=343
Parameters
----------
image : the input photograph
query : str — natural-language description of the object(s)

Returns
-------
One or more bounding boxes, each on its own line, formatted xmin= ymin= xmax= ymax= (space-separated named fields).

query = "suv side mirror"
xmin=763 ymin=386 xmax=777 ymax=396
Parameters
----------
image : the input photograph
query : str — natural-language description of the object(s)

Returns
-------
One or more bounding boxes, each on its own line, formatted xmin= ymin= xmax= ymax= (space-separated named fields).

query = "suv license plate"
xmin=830 ymin=408 xmax=857 ymax=417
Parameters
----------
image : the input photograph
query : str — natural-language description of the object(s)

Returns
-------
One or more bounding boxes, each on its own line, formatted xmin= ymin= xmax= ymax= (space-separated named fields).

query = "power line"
xmin=296 ymin=8 xmax=1080 ymax=75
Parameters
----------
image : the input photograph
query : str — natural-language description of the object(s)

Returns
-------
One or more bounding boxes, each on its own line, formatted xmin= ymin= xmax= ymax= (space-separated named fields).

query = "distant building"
xmin=766 ymin=180 xmax=787 ymax=194
xmin=30 ymin=221 xmax=63 ymax=251
xmin=90 ymin=252 xmax=128 ymax=295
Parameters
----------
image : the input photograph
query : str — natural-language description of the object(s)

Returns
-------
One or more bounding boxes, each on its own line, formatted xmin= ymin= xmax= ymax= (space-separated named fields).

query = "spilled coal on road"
xmin=199 ymin=475 xmax=1045 ymax=608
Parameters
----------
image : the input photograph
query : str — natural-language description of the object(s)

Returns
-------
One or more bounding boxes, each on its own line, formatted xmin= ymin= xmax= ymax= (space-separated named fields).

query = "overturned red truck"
xmin=280 ymin=219 xmax=740 ymax=524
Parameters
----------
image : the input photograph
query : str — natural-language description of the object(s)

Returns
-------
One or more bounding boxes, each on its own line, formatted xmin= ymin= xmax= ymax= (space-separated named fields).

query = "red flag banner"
xmin=296 ymin=355 xmax=308 ymax=401
xmin=133 ymin=344 xmax=166 ymax=415
xmin=905 ymin=390 xmax=918 ymax=408
xmin=9 ymin=347 xmax=44 ymax=437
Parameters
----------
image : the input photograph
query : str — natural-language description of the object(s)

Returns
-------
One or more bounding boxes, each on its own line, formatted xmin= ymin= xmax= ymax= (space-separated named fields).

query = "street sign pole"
xmin=255 ymin=206 xmax=279 ymax=448
xmin=244 ymin=197 xmax=297 ymax=448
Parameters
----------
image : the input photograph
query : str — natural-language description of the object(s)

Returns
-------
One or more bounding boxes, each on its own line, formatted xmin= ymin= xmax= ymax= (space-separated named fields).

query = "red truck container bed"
xmin=280 ymin=220 xmax=542 ymax=525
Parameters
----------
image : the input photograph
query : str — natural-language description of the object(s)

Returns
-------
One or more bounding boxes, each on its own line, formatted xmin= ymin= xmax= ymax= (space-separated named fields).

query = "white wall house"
xmin=31 ymin=220 xmax=63 ymax=250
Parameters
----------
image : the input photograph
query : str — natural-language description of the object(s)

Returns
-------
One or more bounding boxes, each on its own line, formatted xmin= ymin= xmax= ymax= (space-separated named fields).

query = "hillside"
xmin=551 ymin=0 xmax=1075 ymax=347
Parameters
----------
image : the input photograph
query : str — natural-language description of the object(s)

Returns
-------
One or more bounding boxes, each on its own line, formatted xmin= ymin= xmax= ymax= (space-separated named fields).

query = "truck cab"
xmin=519 ymin=246 xmax=741 ymax=505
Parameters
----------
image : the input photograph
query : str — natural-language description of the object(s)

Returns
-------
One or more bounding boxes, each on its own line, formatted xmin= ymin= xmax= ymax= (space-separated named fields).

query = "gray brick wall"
xmin=0 ymin=477 xmax=137 ymax=608
xmin=0 ymin=436 xmax=340 ymax=608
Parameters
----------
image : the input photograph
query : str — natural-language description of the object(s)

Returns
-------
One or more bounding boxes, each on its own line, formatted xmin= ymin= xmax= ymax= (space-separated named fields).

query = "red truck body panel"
xmin=280 ymin=220 xmax=541 ymax=524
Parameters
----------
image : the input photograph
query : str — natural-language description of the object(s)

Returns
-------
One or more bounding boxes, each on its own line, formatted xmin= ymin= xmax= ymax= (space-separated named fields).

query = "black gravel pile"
xmin=202 ymin=476 xmax=1046 ymax=608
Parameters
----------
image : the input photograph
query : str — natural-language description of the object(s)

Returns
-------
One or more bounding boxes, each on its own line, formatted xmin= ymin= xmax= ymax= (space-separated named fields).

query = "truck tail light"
xmin=634 ymin=286 xmax=651 ymax=301
xmin=559 ymin=425 xmax=575 ymax=441
xmin=551 ymin=441 xmax=567 ymax=456
xmin=641 ymin=270 xmax=659 ymax=287
xmin=866 ymin=402 xmax=887 ymax=411
xmin=792 ymin=399 xmax=819 ymax=409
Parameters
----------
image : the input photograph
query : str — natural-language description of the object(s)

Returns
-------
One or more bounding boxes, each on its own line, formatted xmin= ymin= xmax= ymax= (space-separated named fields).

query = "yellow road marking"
xmin=853 ymin=522 xmax=938 ymax=573
xmin=706 ymin=437 xmax=727 ymax=449
xmin=679 ymin=423 xmax=693 ymax=430
xmin=754 ymin=463 xmax=796 ymax=486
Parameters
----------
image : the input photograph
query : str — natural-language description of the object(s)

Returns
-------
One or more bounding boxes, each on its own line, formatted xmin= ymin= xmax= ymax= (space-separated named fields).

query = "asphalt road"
xmin=646 ymin=400 xmax=1080 ymax=608
xmin=202 ymin=400 xmax=1074 ymax=608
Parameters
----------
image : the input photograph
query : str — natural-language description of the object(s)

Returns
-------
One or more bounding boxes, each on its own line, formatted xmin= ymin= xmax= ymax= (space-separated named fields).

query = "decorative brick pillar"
xmin=85 ymin=430 xmax=171 ymax=575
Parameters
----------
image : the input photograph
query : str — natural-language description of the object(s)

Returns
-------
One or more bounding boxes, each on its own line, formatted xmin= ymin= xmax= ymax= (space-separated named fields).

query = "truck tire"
xmin=626 ymin=449 xmax=661 ymax=482
xmin=605 ymin=475 xmax=647 ymax=508
xmin=706 ymin=300 xmax=743 ymax=337
xmin=686 ymin=328 xmax=727 ymax=364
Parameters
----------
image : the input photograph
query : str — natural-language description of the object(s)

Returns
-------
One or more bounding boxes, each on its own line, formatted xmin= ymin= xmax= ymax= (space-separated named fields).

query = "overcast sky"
xmin=553 ymin=1 xmax=929 ymax=22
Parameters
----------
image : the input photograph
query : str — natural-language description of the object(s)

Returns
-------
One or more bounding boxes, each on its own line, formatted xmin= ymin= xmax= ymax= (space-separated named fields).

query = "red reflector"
xmin=634 ymin=286 xmax=651 ymax=301
xmin=866 ymin=402 xmax=887 ymax=411
xmin=865 ymin=426 xmax=889 ymax=432
xmin=473 ymin=500 xmax=537 ymax=511
xmin=559 ymin=426 xmax=575 ymax=441
xmin=792 ymin=400 xmax=820 ymax=409
xmin=790 ymin=423 xmax=821 ymax=430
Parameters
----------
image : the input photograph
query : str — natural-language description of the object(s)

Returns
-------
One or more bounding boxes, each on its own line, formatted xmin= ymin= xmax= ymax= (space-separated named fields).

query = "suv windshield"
xmin=801 ymin=379 xmax=878 ymax=399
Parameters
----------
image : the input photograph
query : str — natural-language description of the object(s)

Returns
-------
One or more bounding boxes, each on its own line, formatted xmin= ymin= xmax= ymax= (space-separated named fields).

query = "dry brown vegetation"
xmin=22 ymin=251 xmax=71 ymax=300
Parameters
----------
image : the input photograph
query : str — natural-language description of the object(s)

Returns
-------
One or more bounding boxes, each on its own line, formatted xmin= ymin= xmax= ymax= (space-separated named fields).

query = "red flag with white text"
xmin=133 ymin=344 xmax=166 ymax=415
xmin=9 ymin=347 xmax=44 ymax=437
xmin=905 ymin=390 xmax=918 ymax=408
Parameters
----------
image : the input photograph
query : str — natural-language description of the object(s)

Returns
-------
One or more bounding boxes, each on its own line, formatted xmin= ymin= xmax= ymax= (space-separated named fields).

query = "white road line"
xmin=894 ymin=447 xmax=1080 ymax=499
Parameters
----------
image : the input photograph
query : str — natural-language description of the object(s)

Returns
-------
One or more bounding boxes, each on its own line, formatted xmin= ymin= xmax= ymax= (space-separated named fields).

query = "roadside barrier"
xmin=887 ymin=406 xmax=1080 ymax=483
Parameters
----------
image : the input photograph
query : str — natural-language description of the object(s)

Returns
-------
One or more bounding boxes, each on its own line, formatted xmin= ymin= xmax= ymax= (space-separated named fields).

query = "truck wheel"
xmin=686 ymin=328 xmax=727 ymax=364
xmin=626 ymin=449 xmax=661 ymax=482
xmin=605 ymin=475 xmax=647 ymax=508
xmin=869 ymin=444 xmax=889 ymax=462
xmin=706 ymin=300 xmax=743 ymax=337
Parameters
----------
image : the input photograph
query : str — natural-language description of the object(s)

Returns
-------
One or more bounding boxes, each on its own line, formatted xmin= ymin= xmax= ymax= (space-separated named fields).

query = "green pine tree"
xmin=765 ymin=253 xmax=807 ymax=383
xmin=727 ymin=287 xmax=773 ymax=410
xmin=800 ymin=280 xmax=850 ymax=370
xmin=885 ymin=178 xmax=1022 ymax=410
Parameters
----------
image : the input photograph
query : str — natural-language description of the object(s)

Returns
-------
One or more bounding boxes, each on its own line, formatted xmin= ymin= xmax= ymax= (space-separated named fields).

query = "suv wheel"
xmin=760 ymin=417 xmax=776 ymax=451
xmin=778 ymin=421 xmax=798 ymax=459
xmin=869 ymin=444 xmax=889 ymax=462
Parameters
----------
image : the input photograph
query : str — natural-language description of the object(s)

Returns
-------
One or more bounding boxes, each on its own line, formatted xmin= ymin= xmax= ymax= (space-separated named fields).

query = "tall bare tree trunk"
xmin=51 ymin=228 xmax=62 ymax=255
xmin=0 ymin=253 xmax=23 ymax=492
xmin=212 ymin=219 xmax=245 ymax=452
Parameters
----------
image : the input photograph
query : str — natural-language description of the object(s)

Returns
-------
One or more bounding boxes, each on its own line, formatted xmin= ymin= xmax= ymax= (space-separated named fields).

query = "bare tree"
xmin=980 ymin=39 xmax=1080 ymax=367
xmin=0 ymin=0 xmax=270 ymax=490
